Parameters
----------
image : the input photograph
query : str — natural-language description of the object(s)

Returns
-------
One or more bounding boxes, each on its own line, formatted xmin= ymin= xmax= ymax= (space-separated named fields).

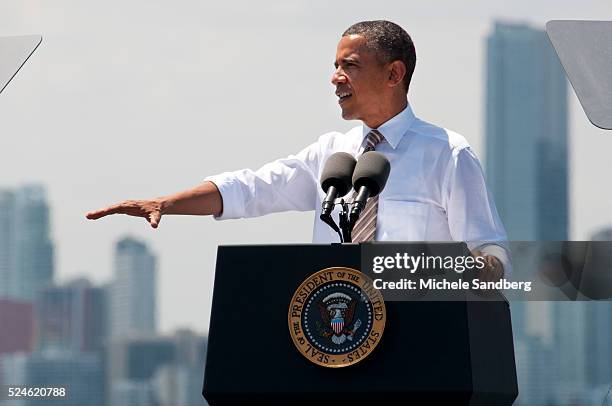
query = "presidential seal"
xmin=288 ymin=267 xmax=386 ymax=368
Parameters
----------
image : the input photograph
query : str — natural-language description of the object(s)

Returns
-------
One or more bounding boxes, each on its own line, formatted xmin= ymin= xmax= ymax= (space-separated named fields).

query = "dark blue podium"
xmin=203 ymin=243 xmax=518 ymax=405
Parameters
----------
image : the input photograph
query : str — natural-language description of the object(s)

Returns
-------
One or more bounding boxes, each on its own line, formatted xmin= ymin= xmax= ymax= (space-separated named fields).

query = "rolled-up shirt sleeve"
xmin=204 ymin=135 xmax=327 ymax=220
xmin=445 ymin=147 xmax=512 ymax=274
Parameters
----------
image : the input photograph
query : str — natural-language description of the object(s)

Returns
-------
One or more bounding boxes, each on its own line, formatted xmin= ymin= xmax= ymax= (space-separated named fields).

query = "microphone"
xmin=350 ymin=151 xmax=391 ymax=224
xmin=320 ymin=152 xmax=357 ymax=219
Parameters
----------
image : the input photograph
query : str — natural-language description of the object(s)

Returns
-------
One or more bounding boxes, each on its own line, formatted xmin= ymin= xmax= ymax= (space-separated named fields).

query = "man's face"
xmin=332 ymin=35 xmax=389 ymax=123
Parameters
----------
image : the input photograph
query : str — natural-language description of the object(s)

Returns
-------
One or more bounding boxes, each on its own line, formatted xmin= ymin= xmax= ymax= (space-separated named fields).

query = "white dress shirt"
xmin=205 ymin=104 xmax=510 ymax=272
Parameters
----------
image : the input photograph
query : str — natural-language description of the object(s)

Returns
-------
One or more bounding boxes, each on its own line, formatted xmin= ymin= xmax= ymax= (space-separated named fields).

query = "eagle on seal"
xmin=317 ymin=292 xmax=360 ymax=345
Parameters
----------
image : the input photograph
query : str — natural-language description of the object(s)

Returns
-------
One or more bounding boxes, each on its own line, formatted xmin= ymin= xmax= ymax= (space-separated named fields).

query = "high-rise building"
xmin=485 ymin=21 xmax=569 ymax=405
xmin=109 ymin=237 xmax=156 ymax=339
xmin=0 ymin=190 xmax=16 ymax=298
xmin=0 ymin=299 xmax=34 ymax=388
xmin=0 ymin=299 xmax=34 ymax=356
xmin=107 ymin=331 xmax=207 ymax=406
xmin=0 ymin=351 xmax=104 ymax=406
xmin=0 ymin=185 xmax=54 ymax=300
xmin=514 ymin=335 xmax=554 ymax=406
xmin=108 ymin=336 xmax=175 ymax=384
xmin=584 ymin=301 xmax=612 ymax=388
xmin=110 ymin=380 xmax=156 ymax=406
xmin=154 ymin=329 xmax=208 ymax=406
xmin=107 ymin=336 xmax=175 ymax=405
xmin=584 ymin=229 xmax=612 ymax=389
xmin=172 ymin=329 xmax=207 ymax=366
xmin=485 ymin=21 xmax=568 ymax=241
xmin=36 ymin=278 xmax=107 ymax=353
xmin=154 ymin=364 xmax=207 ymax=406
xmin=552 ymin=302 xmax=588 ymax=405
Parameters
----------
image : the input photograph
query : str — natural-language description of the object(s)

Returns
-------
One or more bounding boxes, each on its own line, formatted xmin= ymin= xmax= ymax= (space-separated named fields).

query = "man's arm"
xmin=86 ymin=132 xmax=332 ymax=227
xmin=445 ymin=146 xmax=511 ymax=278
xmin=85 ymin=181 xmax=223 ymax=228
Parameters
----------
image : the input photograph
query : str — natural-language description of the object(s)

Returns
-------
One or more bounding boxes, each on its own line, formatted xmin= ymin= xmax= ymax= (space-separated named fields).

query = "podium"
xmin=203 ymin=244 xmax=518 ymax=405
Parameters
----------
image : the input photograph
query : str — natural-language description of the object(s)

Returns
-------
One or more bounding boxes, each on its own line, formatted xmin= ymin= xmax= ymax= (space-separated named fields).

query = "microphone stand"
xmin=319 ymin=209 xmax=343 ymax=242
xmin=319 ymin=197 xmax=359 ymax=243
xmin=338 ymin=198 xmax=352 ymax=243
xmin=319 ymin=197 xmax=358 ymax=243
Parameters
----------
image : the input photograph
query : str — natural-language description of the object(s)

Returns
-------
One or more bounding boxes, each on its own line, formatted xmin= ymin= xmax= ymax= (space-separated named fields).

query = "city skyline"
xmin=484 ymin=21 xmax=568 ymax=405
xmin=0 ymin=202 xmax=207 ymax=406
xmin=110 ymin=236 xmax=157 ymax=339
xmin=2 ymin=3 xmax=612 ymax=404
xmin=485 ymin=21 xmax=568 ymax=241
xmin=482 ymin=21 xmax=612 ymax=405
xmin=0 ymin=264 xmax=207 ymax=406
xmin=0 ymin=185 xmax=54 ymax=301
xmin=1 ymin=1 xmax=611 ymax=336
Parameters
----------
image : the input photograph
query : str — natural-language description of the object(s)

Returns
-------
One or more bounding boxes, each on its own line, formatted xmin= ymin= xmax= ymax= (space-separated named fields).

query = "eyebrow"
xmin=334 ymin=57 xmax=359 ymax=68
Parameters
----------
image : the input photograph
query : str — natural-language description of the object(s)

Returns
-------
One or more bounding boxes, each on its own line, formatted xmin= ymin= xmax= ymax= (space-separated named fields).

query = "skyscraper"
xmin=108 ymin=336 xmax=175 ymax=384
xmin=0 ymin=299 xmax=34 ymax=356
xmin=36 ymin=278 xmax=107 ymax=353
xmin=107 ymin=331 xmax=207 ymax=406
xmin=1 ymin=351 xmax=104 ymax=406
xmin=153 ymin=329 xmax=208 ymax=406
xmin=485 ymin=21 xmax=568 ymax=241
xmin=514 ymin=335 xmax=553 ymax=406
xmin=0 ymin=299 xmax=34 ymax=387
xmin=108 ymin=336 xmax=175 ymax=406
xmin=485 ymin=21 xmax=569 ymax=405
xmin=0 ymin=185 xmax=54 ymax=300
xmin=584 ymin=228 xmax=612 ymax=389
xmin=552 ymin=301 xmax=587 ymax=404
xmin=584 ymin=301 xmax=612 ymax=388
xmin=0 ymin=190 xmax=16 ymax=298
xmin=110 ymin=237 xmax=157 ymax=339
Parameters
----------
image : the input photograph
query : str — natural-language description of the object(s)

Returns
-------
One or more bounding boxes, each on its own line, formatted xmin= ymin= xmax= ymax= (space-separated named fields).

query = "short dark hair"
xmin=343 ymin=20 xmax=416 ymax=93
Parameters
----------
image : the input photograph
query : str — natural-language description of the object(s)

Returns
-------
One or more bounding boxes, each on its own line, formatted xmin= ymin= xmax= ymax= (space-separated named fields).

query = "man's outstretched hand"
xmin=85 ymin=181 xmax=224 ymax=228
xmin=86 ymin=199 xmax=164 ymax=228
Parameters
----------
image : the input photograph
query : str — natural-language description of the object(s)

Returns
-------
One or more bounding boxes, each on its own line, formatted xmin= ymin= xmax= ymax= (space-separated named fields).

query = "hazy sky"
xmin=1 ymin=0 xmax=611 ymax=334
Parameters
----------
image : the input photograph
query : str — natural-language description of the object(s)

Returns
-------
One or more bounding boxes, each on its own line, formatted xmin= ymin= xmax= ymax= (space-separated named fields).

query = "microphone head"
xmin=320 ymin=152 xmax=357 ymax=196
xmin=352 ymin=151 xmax=391 ymax=197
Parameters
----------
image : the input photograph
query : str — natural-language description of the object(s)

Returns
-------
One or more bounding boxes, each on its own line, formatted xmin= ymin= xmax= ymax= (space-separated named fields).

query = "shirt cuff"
xmin=467 ymin=242 xmax=513 ymax=276
xmin=203 ymin=172 xmax=246 ymax=220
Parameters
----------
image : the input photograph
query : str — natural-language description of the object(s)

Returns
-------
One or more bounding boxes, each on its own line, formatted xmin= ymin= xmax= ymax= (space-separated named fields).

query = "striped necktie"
xmin=351 ymin=129 xmax=385 ymax=243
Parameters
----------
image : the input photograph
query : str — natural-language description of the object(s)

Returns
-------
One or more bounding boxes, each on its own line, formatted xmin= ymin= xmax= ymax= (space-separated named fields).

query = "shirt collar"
xmin=361 ymin=103 xmax=416 ymax=150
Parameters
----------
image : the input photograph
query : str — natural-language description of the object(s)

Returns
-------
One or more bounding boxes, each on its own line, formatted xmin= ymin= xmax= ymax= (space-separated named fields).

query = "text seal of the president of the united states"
xmin=288 ymin=267 xmax=386 ymax=368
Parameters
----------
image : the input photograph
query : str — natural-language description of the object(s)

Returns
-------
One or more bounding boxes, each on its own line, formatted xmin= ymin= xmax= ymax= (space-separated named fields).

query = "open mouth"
xmin=337 ymin=91 xmax=352 ymax=104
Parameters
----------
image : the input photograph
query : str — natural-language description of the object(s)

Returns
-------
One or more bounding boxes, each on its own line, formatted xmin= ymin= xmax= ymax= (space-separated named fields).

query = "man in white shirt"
xmin=86 ymin=20 xmax=508 ymax=278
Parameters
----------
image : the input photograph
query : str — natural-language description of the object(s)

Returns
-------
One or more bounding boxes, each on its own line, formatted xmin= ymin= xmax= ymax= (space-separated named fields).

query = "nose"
xmin=331 ymin=67 xmax=347 ymax=86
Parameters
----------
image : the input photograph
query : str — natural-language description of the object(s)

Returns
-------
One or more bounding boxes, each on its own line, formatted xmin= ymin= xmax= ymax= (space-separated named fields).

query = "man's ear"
xmin=387 ymin=60 xmax=407 ymax=88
